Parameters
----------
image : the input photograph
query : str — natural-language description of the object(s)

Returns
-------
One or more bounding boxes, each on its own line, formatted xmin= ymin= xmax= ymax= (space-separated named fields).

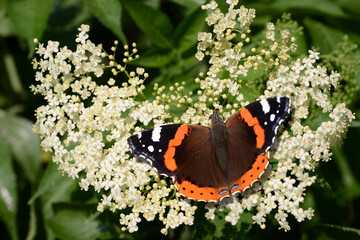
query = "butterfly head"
xmin=210 ymin=111 xmax=227 ymax=144
xmin=211 ymin=111 xmax=224 ymax=125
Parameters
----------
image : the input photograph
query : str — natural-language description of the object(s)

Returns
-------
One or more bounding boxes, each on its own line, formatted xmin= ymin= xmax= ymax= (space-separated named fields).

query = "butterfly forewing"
xmin=229 ymin=96 xmax=291 ymax=154
xmin=127 ymin=124 xmax=184 ymax=175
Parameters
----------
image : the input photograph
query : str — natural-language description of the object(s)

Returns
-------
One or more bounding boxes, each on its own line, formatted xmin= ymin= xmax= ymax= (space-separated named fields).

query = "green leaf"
xmin=350 ymin=120 xmax=360 ymax=127
xmin=333 ymin=148 xmax=360 ymax=199
xmin=123 ymin=0 xmax=173 ymax=49
xmin=213 ymin=211 xmax=253 ymax=239
xmin=7 ymin=0 xmax=54 ymax=56
xmin=169 ymin=0 xmax=205 ymax=10
xmin=36 ymin=163 xmax=86 ymax=240
xmin=0 ymin=111 xmax=41 ymax=184
xmin=84 ymin=0 xmax=127 ymax=44
xmin=193 ymin=208 xmax=253 ymax=239
xmin=26 ymin=202 xmax=37 ymax=240
xmin=338 ymin=0 xmax=360 ymax=15
xmin=304 ymin=18 xmax=345 ymax=53
xmin=48 ymin=203 xmax=115 ymax=240
xmin=304 ymin=224 xmax=360 ymax=240
xmin=133 ymin=48 xmax=175 ymax=68
xmin=29 ymin=161 xmax=75 ymax=204
xmin=0 ymin=16 xmax=16 ymax=37
xmin=272 ymin=0 xmax=346 ymax=17
xmin=173 ymin=7 xmax=206 ymax=53
xmin=0 ymin=138 xmax=18 ymax=240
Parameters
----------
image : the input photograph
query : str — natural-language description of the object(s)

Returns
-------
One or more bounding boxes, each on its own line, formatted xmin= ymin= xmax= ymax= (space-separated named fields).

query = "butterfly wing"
xmin=225 ymin=96 xmax=291 ymax=193
xmin=234 ymin=96 xmax=291 ymax=154
xmin=128 ymin=124 xmax=229 ymax=201
xmin=128 ymin=124 xmax=185 ymax=176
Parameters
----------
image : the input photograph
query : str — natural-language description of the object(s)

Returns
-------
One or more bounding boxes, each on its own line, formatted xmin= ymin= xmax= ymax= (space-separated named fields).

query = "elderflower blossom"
xmin=32 ymin=25 xmax=197 ymax=234
xmin=32 ymin=0 xmax=354 ymax=235
xmin=196 ymin=1 xmax=354 ymax=231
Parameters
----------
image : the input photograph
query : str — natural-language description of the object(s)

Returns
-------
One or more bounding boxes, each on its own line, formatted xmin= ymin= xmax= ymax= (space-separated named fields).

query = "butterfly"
xmin=127 ymin=96 xmax=291 ymax=202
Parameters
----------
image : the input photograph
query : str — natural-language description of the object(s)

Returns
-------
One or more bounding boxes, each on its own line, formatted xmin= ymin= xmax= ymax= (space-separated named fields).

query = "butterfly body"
xmin=128 ymin=96 xmax=291 ymax=202
xmin=209 ymin=111 xmax=230 ymax=181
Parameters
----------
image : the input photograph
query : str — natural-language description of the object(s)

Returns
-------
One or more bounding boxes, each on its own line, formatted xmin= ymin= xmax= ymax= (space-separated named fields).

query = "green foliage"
xmin=193 ymin=209 xmax=253 ymax=240
xmin=7 ymin=0 xmax=54 ymax=56
xmin=0 ymin=111 xmax=41 ymax=184
xmin=48 ymin=203 xmax=118 ymax=240
xmin=85 ymin=0 xmax=127 ymax=44
xmin=303 ymin=224 xmax=360 ymax=240
xmin=0 ymin=137 xmax=18 ymax=240
xmin=0 ymin=0 xmax=359 ymax=239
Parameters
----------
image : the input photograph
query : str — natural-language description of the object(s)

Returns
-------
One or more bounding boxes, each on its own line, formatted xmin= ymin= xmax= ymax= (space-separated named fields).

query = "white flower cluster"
xmin=32 ymin=0 xmax=354 ymax=235
xmin=197 ymin=0 xmax=256 ymax=108
xmin=196 ymin=0 xmax=354 ymax=231
xmin=32 ymin=25 xmax=197 ymax=233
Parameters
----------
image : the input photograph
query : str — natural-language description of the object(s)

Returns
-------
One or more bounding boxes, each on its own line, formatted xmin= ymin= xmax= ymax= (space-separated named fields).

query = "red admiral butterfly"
xmin=128 ymin=96 xmax=291 ymax=202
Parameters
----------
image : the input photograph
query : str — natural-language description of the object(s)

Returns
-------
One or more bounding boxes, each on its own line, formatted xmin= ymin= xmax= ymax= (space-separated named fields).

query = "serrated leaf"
xmin=272 ymin=0 xmax=346 ymax=17
xmin=7 ymin=0 xmax=54 ymax=56
xmin=123 ymin=0 xmax=173 ymax=49
xmin=0 ymin=138 xmax=18 ymax=240
xmin=174 ymin=7 xmax=206 ymax=52
xmin=84 ymin=0 xmax=127 ymax=44
xmin=0 ymin=111 xmax=41 ymax=184
xmin=304 ymin=18 xmax=345 ymax=53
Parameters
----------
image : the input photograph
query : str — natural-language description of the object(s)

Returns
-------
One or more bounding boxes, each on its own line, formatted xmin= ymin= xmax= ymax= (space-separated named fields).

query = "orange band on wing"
xmin=234 ymin=154 xmax=269 ymax=191
xmin=163 ymin=125 xmax=191 ymax=171
xmin=239 ymin=108 xmax=265 ymax=149
xmin=175 ymin=153 xmax=269 ymax=202
xmin=175 ymin=180 xmax=224 ymax=202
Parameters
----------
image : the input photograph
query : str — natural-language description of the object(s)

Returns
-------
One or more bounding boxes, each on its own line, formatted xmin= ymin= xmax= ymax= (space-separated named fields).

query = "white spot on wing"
xmin=270 ymin=114 xmax=275 ymax=122
xmin=137 ymin=132 xmax=142 ymax=139
xmin=158 ymin=149 xmax=162 ymax=152
xmin=151 ymin=126 xmax=162 ymax=142
xmin=260 ymin=99 xmax=270 ymax=114
xmin=148 ymin=145 xmax=154 ymax=152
